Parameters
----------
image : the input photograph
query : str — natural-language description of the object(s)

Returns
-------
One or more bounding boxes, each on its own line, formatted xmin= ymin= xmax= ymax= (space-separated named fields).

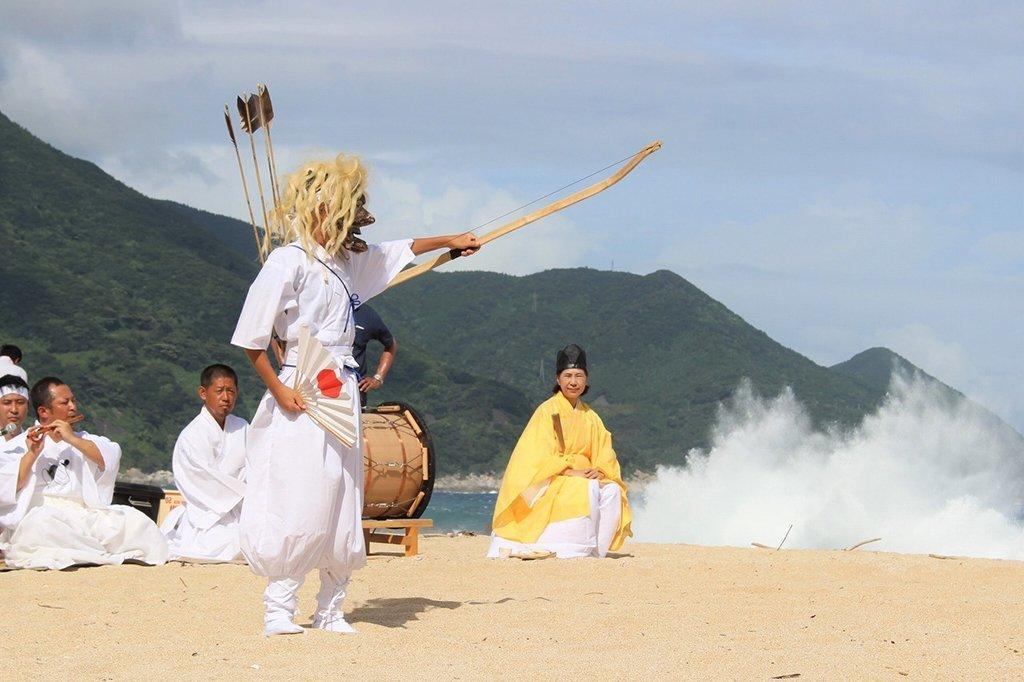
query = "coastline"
xmin=120 ymin=469 xmax=656 ymax=493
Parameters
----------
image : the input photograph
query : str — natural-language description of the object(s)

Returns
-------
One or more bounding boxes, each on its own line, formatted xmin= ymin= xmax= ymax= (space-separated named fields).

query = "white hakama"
xmin=487 ymin=479 xmax=622 ymax=559
xmin=231 ymin=239 xmax=415 ymax=631
xmin=160 ymin=408 xmax=248 ymax=562
xmin=0 ymin=430 xmax=168 ymax=570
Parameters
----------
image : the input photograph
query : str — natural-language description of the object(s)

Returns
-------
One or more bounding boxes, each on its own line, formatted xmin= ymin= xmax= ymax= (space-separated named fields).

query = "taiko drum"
xmin=361 ymin=402 xmax=435 ymax=519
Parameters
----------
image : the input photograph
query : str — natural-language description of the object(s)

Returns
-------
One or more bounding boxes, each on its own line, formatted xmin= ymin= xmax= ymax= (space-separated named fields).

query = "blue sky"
xmin=1 ymin=1 xmax=1022 ymax=427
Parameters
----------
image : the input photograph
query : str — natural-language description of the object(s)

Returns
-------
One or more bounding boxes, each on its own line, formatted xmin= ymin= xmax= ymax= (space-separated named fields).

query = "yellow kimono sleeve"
xmin=492 ymin=401 xmax=574 ymax=537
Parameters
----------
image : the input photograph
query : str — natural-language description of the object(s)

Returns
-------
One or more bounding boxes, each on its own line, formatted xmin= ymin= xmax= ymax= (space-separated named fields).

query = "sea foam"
xmin=634 ymin=373 xmax=1024 ymax=559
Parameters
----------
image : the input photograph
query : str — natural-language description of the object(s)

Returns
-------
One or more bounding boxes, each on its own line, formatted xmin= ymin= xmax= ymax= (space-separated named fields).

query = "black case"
xmin=112 ymin=482 xmax=166 ymax=523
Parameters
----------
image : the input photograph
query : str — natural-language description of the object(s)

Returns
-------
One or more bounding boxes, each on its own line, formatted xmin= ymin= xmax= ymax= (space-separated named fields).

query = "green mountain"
xmin=6 ymin=109 xmax=1014 ymax=477
xmin=161 ymin=199 xmax=262 ymax=262
xmin=366 ymin=267 xmax=887 ymax=471
xmin=0 ymin=111 xmax=262 ymax=470
xmin=0 ymin=111 xmax=529 ymax=473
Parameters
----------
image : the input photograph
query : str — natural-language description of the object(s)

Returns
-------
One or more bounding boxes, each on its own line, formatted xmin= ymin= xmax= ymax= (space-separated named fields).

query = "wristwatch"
xmin=373 ymin=373 xmax=384 ymax=384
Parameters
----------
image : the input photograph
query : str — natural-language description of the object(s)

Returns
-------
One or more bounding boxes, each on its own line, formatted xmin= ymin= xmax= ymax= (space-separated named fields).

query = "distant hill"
xmin=4 ymin=109 xmax=1016 ymax=476
xmin=831 ymin=347 xmax=961 ymax=395
xmin=831 ymin=346 xmax=1023 ymax=444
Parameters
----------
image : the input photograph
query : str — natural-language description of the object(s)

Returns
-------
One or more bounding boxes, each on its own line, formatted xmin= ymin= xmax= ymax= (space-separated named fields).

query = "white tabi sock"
xmin=264 ymin=577 xmax=305 ymax=636
xmin=312 ymin=569 xmax=356 ymax=634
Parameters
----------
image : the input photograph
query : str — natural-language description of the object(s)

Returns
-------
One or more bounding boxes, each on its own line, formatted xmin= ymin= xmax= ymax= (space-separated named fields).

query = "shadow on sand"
xmin=348 ymin=595 xmax=540 ymax=628
xmin=348 ymin=597 xmax=462 ymax=628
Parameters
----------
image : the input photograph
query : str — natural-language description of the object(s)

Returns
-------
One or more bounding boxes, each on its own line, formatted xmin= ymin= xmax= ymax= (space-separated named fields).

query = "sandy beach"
xmin=3 ymin=536 xmax=1023 ymax=679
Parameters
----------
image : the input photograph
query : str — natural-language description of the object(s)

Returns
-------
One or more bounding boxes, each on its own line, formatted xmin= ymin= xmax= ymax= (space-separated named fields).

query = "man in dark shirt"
xmin=352 ymin=303 xmax=397 ymax=408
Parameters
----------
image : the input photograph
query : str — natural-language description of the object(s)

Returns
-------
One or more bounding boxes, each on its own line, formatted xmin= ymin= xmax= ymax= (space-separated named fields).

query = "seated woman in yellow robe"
xmin=488 ymin=344 xmax=631 ymax=559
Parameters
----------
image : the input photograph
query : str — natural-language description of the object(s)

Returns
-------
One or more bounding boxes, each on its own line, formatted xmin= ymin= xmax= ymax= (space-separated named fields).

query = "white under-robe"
xmin=160 ymin=407 xmax=248 ymax=562
xmin=231 ymin=238 xmax=416 ymax=580
xmin=0 ymin=429 xmax=168 ymax=569
xmin=487 ymin=479 xmax=622 ymax=559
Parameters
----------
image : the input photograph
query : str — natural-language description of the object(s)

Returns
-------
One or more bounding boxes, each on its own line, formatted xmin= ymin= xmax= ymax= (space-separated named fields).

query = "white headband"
xmin=0 ymin=385 xmax=28 ymax=400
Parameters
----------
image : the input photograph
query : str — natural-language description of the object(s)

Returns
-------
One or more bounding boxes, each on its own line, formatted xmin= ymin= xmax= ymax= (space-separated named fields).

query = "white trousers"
xmin=488 ymin=479 xmax=622 ymax=559
xmin=263 ymin=569 xmax=350 ymax=625
xmin=241 ymin=370 xmax=366 ymax=578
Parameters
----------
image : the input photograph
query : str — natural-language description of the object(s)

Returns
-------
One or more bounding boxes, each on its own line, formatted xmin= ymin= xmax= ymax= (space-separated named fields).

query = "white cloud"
xmin=0 ymin=0 xmax=181 ymax=47
xmin=0 ymin=44 xmax=84 ymax=151
xmin=660 ymin=189 xmax=957 ymax=278
xmin=373 ymin=174 xmax=589 ymax=275
xmin=98 ymin=141 xmax=591 ymax=276
xmin=2 ymin=1 xmax=1022 ymax=431
xmin=877 ymin=323 xmax=1024 ymax=429
xmin=966 ymin=230 xmax=1024 ymax=274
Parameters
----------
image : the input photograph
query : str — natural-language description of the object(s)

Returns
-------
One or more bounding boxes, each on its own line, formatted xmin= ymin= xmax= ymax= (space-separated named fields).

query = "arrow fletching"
xmin=257 ymin=83 xmax=274 ymax=125
xmin=224 ymin=105 xmax=236 ymax=144
xmin=236 ymin=94 xmax=262 ymax=134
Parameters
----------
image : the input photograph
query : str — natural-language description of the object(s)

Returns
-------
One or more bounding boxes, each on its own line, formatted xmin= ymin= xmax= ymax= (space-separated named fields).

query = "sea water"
xmin=425 ymin=489 xmax=645 ymax=535
xmin=425 ymin=491 xmax=497 ymax=534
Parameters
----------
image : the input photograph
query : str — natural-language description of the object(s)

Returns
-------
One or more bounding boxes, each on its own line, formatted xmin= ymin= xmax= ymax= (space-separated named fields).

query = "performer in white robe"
xmin=0 ymin=377 xmax=31 ymax=532
xmin=232 ymin=153 xmax=479 ymax=635
xmin=0 ymin=377 xmax=168 ymax=569
xmin=161 ymin=364 xmax=247 ymax=562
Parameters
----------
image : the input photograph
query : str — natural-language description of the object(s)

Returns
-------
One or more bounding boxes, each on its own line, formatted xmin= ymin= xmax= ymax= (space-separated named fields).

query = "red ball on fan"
xmin=316 ymin=369 xmax=343 ymax=398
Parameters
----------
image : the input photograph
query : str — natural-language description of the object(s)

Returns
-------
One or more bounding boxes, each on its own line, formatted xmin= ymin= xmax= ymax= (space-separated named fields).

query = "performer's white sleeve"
xmin=78 ymin=432 xmax=120 ymax=508
xmin=0 ymin=437 xmax=40 ymax=528
xmin=173 ymin=429 xmax=245 ymax=529
xmin=0 ymin=444 xmax=23 ymax=507
xmin=347 ymin=239 xmax=416 ymax=302
xmin=217 ymin=416 xmax=248 ymax=481
xmin=231 ymin=251 xmax=297 ymax=350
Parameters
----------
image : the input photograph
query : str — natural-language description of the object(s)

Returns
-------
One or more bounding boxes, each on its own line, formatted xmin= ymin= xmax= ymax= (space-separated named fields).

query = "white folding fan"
xmin=293 ymin=325 xmax=359 ymax=447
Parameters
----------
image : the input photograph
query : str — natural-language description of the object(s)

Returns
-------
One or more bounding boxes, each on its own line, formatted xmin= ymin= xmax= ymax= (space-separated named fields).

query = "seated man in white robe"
xmin=0 ymin=377 xmax=168 ymax=569
xmin=160 ymin=364 xmax=247 ymax=562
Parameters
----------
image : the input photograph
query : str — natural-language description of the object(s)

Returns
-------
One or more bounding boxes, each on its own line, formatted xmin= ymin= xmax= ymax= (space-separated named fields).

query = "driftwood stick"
xmin=845 ymin=537 xmax=882 ymax=552
xmin=751 ymin=542 xmax=772 ymax=549
xmin=776 ymin=524 xmax=793 ymax=551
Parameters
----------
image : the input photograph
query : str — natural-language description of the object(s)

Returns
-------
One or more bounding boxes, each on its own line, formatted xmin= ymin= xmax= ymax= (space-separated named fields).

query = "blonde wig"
xmin=268 ymin=153 xmax=369 ymax=258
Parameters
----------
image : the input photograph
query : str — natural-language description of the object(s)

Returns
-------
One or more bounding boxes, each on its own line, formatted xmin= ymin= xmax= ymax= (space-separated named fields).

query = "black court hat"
xmin=556 ymin=344 xmax=587 ymax=374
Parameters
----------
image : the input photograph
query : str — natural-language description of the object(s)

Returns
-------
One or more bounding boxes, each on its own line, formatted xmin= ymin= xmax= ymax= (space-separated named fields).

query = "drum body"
xmin=362 ymin=402 xmax=435 ymax=519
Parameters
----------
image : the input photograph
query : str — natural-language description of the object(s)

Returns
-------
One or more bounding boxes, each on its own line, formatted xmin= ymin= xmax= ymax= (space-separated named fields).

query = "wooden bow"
xmin=386 ymin=140 xmax=662 ymax=289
